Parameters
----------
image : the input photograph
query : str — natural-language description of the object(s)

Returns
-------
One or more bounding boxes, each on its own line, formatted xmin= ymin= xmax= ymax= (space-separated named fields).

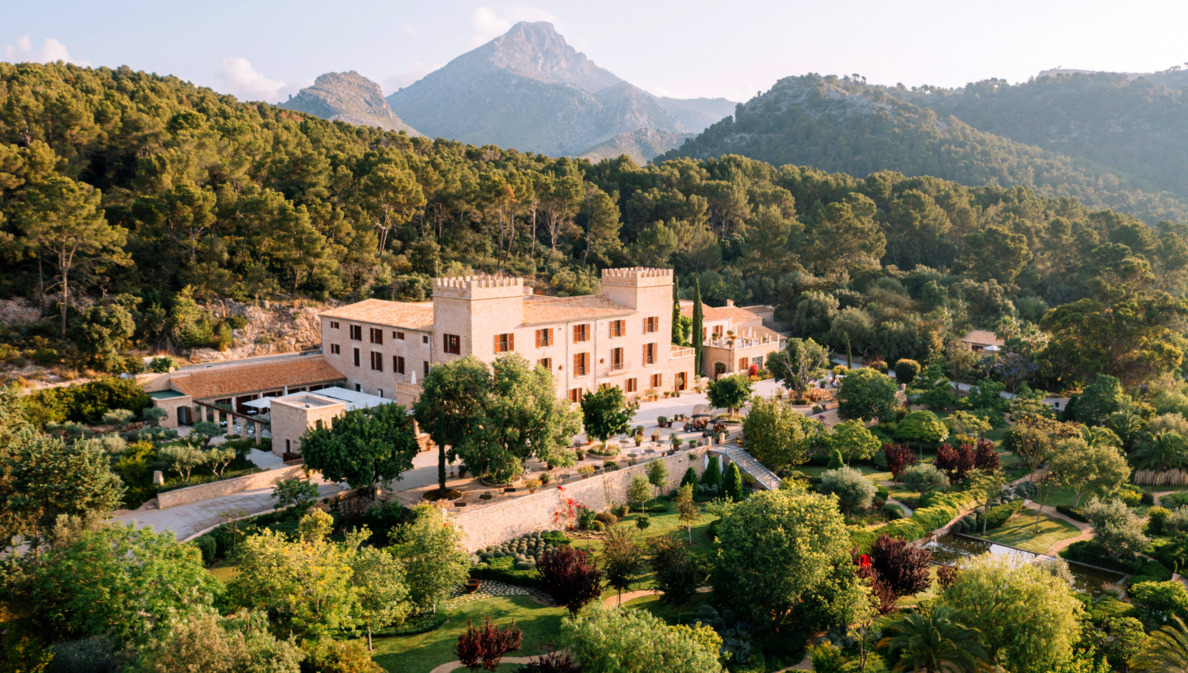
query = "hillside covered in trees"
xmin=661 ymin=74 xmax=1188 ymax=224
xmin=1 ymin=62 xmax=1187 ymax=387
xmin=899 ymin=72 xmax=1188 ymax=200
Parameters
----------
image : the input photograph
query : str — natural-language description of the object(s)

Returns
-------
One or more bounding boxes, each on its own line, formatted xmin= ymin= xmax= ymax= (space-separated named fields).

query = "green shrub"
xmin=1117 ymin=485 xmax=1143 ymax=508
xmin=1056 ymin=505 xmax=1087 ymax=523
xmin=1059 ymin=540 xmax=1144 ymax=574
xmin=595 ymin=512 xmax=618 ymax=526
xmin=1164 ymin=492 xmax=1188 ymax=509
xmin=577 ymin=507 xmax=597 ymax=530
xmin=882 ymin=503 xmax=904 ymax=520
xmin=1130 ymin=580 xmax=1188 ymax=627
xmin=541 ymin=531 xmax=572 ymax=546
xmin=1133 ymin=559 xmax=1175 ymax=584
xmin=984 ymin=499 xmax=1025 ymax=531
xmin=591 ymin=521 xmax=606 ymax=532
xmin=875 ymin=485 xmax=890 ymax=501
xmin=1149 ymin=507 xmax=1171 ymax=535
xmin=192 ymin=535 xmax=216 ymax=566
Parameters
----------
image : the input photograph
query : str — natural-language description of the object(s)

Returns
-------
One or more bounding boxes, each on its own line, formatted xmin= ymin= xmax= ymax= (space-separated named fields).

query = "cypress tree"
xmin=671 ymin=275 xmax=682 ymax=345
xmin=680 ymin=466 xmax=698 ymax=488
xmin=701 ymin=455 xmax=722 ymax=487
xmin=692 ymin=278 xmax=704 ymax=375
xmin=723 ymin=462 xmax=744 ymax=502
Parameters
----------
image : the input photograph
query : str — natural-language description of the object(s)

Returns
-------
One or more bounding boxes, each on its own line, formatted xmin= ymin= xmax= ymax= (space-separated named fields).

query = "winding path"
xmin=1020 ymin=501 xmax=1094 ymax=556
xmin=428 ymin=656 xmax=540 ymax=673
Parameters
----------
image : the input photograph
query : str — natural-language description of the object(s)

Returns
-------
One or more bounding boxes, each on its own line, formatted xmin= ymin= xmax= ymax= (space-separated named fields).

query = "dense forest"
xmin=662 ymin=74 xmax=1188 ymax=223
xmin=1 ymin=62 xmax=1187 ymax=388
xmin=901 ymin=72 xmax=1188 ymax=200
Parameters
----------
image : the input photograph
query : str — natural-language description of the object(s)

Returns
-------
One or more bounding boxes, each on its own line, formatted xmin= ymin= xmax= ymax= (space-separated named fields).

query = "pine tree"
xmin=692 ymin=278 xmax=704 ymax=375
xmin=680 ymin=466 xmax=698 ymax=488
xmin=827 ymin=448 xmax=846 ymax=469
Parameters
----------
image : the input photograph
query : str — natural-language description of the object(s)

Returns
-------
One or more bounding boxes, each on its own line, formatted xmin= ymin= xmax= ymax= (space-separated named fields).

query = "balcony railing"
xmin=703 ymin=335 xmax=780 ymax=350
xmin=670 ymin=346 xmax=695 ymax=359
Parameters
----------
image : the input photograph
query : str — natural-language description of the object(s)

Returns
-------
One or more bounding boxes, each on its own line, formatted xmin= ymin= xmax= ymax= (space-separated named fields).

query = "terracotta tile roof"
xmin=961 ymin=330 xmax=1003 ymax=347
xmin=522 ymin=295 xmax=634 ymax=325
xmin=679 ymin=300 xmax=761 ymax=325
xmin=171 ymin=356 xmax=346 ymax=400
xmin=321 ymin=299 xmax=434 ymax=330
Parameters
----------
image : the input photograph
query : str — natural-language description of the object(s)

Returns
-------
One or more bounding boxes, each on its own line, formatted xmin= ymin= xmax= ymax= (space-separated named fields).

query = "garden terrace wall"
xmin=156 ymin=464 xmax=314 ymax=509
xmin=450 ymin=447 xmax=709 ymax=552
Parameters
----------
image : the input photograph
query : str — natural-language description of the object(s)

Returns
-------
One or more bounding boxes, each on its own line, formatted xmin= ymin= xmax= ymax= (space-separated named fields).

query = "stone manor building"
xmin=319 ymin=267 xmax=697 ymax=405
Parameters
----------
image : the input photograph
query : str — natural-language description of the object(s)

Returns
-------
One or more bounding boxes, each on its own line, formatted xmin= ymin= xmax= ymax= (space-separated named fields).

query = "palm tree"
xmin=1131 ymin=615 xmax=1188 ymax=672
xmin=878 ymin=605 xmax=988 ymax=673
xmin=1133 ymin=429 xmax=1188 ymax=472
xmin=1081 ymin=425 xmax=1122 ymax=450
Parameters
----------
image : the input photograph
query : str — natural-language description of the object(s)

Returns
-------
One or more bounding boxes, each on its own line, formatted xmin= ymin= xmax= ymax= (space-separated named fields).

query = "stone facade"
xmin=681 ymin=299 xmax=784 ymax=378
xmin=269 ymin=393 xmax=346 ymax=456
xmin=157 ymin=463 xmax=311 ymax=509
xmin=450 ymin=447 xmax=709 ymax=551
xmin=320 ymin=268 xmax=696 ymax=404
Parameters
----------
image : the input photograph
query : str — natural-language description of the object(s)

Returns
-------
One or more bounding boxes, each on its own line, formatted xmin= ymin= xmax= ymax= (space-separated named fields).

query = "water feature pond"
xmin=926 ymin=533 xmax=1128 ymax=597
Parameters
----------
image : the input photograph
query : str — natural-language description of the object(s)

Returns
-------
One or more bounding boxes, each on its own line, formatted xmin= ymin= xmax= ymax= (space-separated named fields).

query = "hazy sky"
xmin=4 ymin=1 xmax=1187 ymax=104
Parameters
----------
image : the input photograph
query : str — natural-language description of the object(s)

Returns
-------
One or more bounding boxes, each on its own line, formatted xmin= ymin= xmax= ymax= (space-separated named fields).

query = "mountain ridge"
xmin=384 ymin=21 xmax=734 ymax=158
xmin=280 ymin=71 xmax=418 ymax=135
xmin=660 ymin=73 xmax=1188 ymax=223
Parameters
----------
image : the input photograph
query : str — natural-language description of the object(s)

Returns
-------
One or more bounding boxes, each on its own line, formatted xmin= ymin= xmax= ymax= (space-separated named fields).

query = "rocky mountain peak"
xmin=281 ymin=70 xmax=418 ymax=135
xmin=479 ymin=21 xmax=620 ymax=93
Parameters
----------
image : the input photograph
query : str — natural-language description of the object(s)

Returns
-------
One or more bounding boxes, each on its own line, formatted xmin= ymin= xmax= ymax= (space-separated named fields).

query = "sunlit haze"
xmin=4 ymin=0 xmax=1186 ymax=104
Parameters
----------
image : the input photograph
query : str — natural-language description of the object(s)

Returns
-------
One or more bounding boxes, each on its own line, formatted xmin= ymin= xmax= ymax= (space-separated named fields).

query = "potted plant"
xmin=634 ymin=433 xmax=643 ymax=447
xmin=540 ymin=472 xmax=552 ymax=485
xmin=671 ymin=435 xmax=681 ymax=451
xmin=688 ymin=439 xmax=698 ymax=449
xmin=651 ymin=430 xmax=661 ymax=442
xmin=657 ymin=415 xmax=669 ymax=428
xmin=526 ymin=478 xmax=542 ymax=493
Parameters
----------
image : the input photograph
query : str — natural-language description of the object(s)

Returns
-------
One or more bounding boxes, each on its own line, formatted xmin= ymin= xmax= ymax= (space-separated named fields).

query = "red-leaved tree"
xmin=973 ymin=438 xmax=1000 ymax=472
xmin=456 ymin=616 xmax=523 ymax=671
xmin=537 ymin=546 xmax=603 ymax=615
xmin=934 ymin=443 xmax=975 ymax=482
xmin=851 ymin=548 xmax=896 ymax=614
xmin=883 ymin=443 xmax=917 ymax=478
xmin=868 ymin=534 xmax=932 ymax=597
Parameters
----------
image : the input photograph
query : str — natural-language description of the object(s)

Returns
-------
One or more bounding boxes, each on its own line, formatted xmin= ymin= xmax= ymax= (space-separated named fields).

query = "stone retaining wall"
xmin=450 ymin=447 xmax=710 ymax=552
xmin=157 ymin=464 xmax=312 ymax=509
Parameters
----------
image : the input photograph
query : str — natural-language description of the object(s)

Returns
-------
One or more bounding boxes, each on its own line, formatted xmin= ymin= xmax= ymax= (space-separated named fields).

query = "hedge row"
xmin=851 ymin=490 xmax=979 ymax=553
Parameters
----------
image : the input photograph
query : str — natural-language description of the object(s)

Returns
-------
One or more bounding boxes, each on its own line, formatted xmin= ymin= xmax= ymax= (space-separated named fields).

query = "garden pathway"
xmin=885 ymin=496 xmax=913 ymax=517
xmin=600 ymin=585 xmax=711 ymax=608
xmin=1020 ymin=501 xmax=1093 ymax=556
xmin=428 ymin=656 xmax=539 ymax=673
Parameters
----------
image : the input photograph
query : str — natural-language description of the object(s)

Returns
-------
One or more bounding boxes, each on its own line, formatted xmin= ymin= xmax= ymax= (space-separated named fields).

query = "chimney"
xmin=725 ymin=299 xmax=735 ymax=308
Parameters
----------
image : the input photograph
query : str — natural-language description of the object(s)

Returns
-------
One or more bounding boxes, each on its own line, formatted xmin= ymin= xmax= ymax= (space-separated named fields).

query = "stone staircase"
xmin=721 ymin=446 xmax=782 ymax=490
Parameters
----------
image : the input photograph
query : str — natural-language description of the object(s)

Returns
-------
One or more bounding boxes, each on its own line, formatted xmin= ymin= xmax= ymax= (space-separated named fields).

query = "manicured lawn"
xmin=980 ymin=512 xmax=1081 ymax=554
xmin=622 ymin=591 xmax=711 ymax=624
xmin=371 ymin=595 xmax=566 ymax=673
xmin=575 ymin=506 xmax=717 ymax=596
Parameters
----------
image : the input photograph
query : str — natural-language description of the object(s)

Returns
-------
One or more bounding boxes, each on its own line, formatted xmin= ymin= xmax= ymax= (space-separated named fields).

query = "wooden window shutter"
xmin=509 ymin=334 xmax=514 ymax=351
